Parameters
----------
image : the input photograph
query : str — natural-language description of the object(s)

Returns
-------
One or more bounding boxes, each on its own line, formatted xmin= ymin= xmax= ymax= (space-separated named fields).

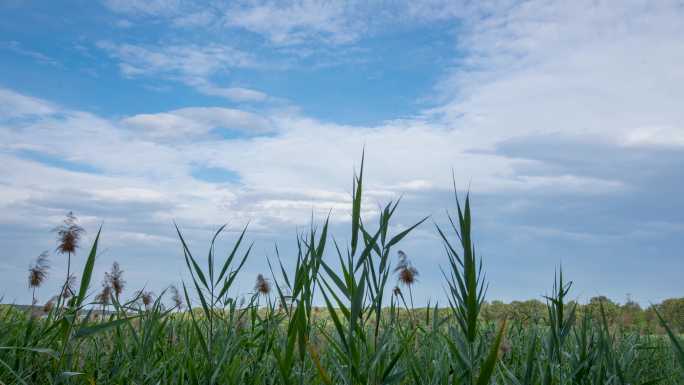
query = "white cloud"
xmin=90 ymin=187 xmax=165 ymax=203
xmin=103 ymin=0 xmax=219 ymax=30
xmin=222 ymin=1 xmax=364 ymax=45
xmin=0 ymin=88 xmax=56 ymax=117
xmin=97 ymin=42 xmax=256 ymax=77
xmin=172 ymin=9 xmax=216 ymax=27
xmin=98 ymin=41 xmax=267 ymax=102
xmin=103 ymin=0 xmax=183 ymax=17
xmin=217 ymin=0 xmax=481 ymax=46
xmin=103 ymin=0 xmax=366 ymax=44
xmin=1 ymin=41 xmax=59 ymax=66
xmin=429 ymin=0 xmax=684 ymax=149
xmin=621 ymin=126 xmax=684 ymax=148
xmin=113 ymin=230 xmax=177 ymax=244
xmin=100 ymin=0 xmax=472 ymax=46
xmin=122 ymin=107 xmax=274 ymax=138
xmin=195 ymin=84 xmax=269 ymax=102
xmin=2 ymin=84 xmax=624 ymax=248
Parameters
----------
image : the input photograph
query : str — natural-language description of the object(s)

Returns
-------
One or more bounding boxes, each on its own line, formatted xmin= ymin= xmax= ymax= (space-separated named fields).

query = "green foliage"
xmin=479 ymin=296 xmax=684 ymax=334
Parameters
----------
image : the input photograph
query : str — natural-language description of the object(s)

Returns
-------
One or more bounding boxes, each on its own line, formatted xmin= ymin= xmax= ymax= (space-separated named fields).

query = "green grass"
xmin=1 ymin=156 xmax=682 ymax=384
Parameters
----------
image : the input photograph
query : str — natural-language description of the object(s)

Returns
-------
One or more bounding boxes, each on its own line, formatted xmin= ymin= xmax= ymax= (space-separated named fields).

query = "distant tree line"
xmin=480 ymin=296 xmax=684 ymax=333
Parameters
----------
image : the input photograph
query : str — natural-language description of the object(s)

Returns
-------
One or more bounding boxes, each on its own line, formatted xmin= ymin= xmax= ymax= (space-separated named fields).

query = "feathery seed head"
xmin=255 ymin=274 xmax=271 ymax=296
xmin=170 ymin=285 xmax=183 ymax=309
xmin=28 ymin=251 xmax=50 ymax=289
xmin=43 ymin=296 xmax=57 ymax=313
xmin=141 ymin=291 xmax=154 ymax=308
xmin=53 ymin=212 xmax=85 ymax=255
xmin=105 ymin=262 xmax=125 ymax=298
xmin=96 ymin=282 xmax=112 ymax=305
xmin=394 ymin=250 xmax=418 ymax=286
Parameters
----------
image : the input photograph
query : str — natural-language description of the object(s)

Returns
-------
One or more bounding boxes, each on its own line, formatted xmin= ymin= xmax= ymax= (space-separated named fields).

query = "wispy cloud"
xmin=0 ymin=88 xmax=56 ymax=118
xmin=1 ymin=41 xmax=59 ymax=66
xmin=103 ymin=0 xmax=184 ymax=18
xmin=104 ymin=0 xmax=218 ymax=28
xmin=427 ymin=0 xmax=684 ymax=150
xmin=121 ymin=107 xmax=274 ymax=139
xmin=102 ymin=0 xmax=366 ymax=44
xmin=97 ymin=41 xmax=267 ymax=102
xmin=222 ymin=1 xmax=365 ymax=45
xmin=100 ymin=0 xmax=467 ymax=46
xmin=97 ymin=42 xmax=256 ymax=76
xmin=190 ymin=81 xmax=269 ymax=102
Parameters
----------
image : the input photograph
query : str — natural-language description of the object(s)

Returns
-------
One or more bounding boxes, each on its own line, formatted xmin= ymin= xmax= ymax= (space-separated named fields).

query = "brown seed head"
xmin=141 ymin=291 xmax=154 ymax=308
xmin=399 ymin=267 xmax=418 ymax=286
xmin=394 ymin=250 xmax=418 ymax=286
xmin=96 ymin=282 xmax=112 ymax=305
xmin=105 ymin=262 xmax=125 ymax=298
xmin=43 ymin=296 xmax=57 ymax=313
xmin=53 ymin=212 xmax=84 ymax=255
xmin=255 ymin=274 xmax=271 ymax=296
xmin=28 ymin=251 xmax=50 ymax=288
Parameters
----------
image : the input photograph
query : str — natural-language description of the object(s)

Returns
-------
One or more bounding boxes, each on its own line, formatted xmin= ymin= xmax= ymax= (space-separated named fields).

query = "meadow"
xmin=1 ymin=158 xmax=682 ymax=385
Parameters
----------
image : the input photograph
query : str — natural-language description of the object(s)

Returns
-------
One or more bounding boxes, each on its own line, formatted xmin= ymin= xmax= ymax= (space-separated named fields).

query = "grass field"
xmin=1 ymin=158 xmax=682 ymax=384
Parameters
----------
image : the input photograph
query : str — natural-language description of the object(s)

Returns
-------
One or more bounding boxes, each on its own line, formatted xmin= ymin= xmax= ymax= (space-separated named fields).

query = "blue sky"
xmin=1 ymin=0 xmax=682 ymax=307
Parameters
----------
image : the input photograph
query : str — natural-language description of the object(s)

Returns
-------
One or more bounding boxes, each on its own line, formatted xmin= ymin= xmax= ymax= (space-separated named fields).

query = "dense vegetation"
xmin=479 ymin=297 xmax=684 ymax=334
xmin=1 ymin=157 xmax=682 ymax=384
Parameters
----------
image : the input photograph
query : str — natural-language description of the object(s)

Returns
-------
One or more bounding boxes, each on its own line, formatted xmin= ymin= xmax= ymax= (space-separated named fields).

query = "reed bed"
xmin=1 ymin=156 xmax=682 ymax=385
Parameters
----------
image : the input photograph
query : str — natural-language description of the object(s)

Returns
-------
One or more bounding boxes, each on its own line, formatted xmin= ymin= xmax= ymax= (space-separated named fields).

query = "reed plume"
xmin=42 ymin=295 xmax=57 ymax=313
xmin=394 ymin=250 xmax=418 ymax=286
xmin=394 ymin=250 xmax=419 ymax=314
xmin=141 ymin=291 xmax=154 ymax=309
xmin=53 ymin=212 xmax=84 ymax=298
xmin=28 ymin=251 xmax=50 ymax=305
xmin=169 ymin=285 xmax=183 ymax=311
xmin=105 ymin=262 xmax=125 ymax=301
xmin=96 ymin=281 xmax=112 ymax=307
xmin=254 ymin=274 xmax=271 ymax=296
